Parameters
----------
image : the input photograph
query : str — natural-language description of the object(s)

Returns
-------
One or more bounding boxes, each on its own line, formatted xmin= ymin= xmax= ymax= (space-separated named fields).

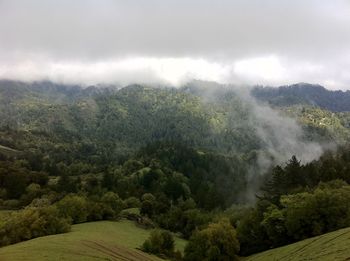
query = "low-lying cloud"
xmin=1 ymin=56 xmax=349 ymax=89
xmin=0 ymin=0 xmax=350 ymax=89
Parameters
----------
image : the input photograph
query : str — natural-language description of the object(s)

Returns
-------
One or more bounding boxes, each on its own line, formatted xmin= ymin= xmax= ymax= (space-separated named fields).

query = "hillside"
xmin=1 ymin=81 xmax=350 ymax=260
xmin=0 ymin=81 xmax=261 ymax=159
xmin=252 ymin=83 xmax=350 ymax=112
xmin=1 ymin=80 xmax=349 ymax=163
xmin=0 ymin=80 xmax=349 ymax=206
xmin=246 ymin=226 xmax=350 ymax=261
xmin=0 ymin=220 xmax=187 ymax=261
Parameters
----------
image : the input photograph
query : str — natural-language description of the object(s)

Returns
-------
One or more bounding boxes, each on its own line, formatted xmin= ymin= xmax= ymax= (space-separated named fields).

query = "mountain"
xmin=1 ymin=80 xmax=349 ymax=164
xmin=252 ymin=83 xmax=350 ymax=112
xmin=0 ymin=81 xmax=260 ymax=160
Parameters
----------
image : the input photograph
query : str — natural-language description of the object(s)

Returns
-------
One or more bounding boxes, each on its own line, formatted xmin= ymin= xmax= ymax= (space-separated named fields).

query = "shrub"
xmin=2 ymin=199 xmax=20 ymax=209
xmin=140 ymin=193 xmax=156 ymax=218
xmin=184 ymin=219 xmax=240 ymax=261
xmin=0 ymin=206 xmax=70 ymax=246
xmin=101 ymin=192 xmax=126 ymax=217
xmin=56 ymin=194 xmax=89 ymax=223
xmin=142 ymin=230 xmax=176 ymax=258
xmin=124 ymin=196 xmax=141 ymax=208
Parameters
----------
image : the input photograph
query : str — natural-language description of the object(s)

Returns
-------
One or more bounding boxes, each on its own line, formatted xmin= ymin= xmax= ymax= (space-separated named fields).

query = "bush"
xmin=87 ymin=201 xmax=105 ymax=221
xmin=140 ymin=193 xmax=156 ymax=218
xmin=0 ymin=206 xmax=71 ymax=246
xmin=2 ymin=199 xmax=20 ymax=209
xmin=184 ymin=219 xmax=240 ymax=261
xmin=56 ymin=194 xmax=89 ymax=223
xmin=20 ymin=183 xmax=42 ymax=205
xmin=142 ymin=230 xmax=177 ymax=258
xmin=124 ymin=197 xmax=141 ymax=208
xmin=101 ymin=192 xmax=126 ymax=218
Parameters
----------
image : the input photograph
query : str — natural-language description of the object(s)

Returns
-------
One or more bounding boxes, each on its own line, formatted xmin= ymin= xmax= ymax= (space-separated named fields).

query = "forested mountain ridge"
xmin=252 ymin=83 xmax=350 ymax=112
xmin=1 ymin=80 xmax=350 ymax=163
xmin=0 ymin=81 xmax=260 ymax=161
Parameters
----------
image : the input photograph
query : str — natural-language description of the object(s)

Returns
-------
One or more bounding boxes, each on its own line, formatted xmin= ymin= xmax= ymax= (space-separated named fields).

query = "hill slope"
xmin=0 ymin=220 xmax=187 ymax=261
xmin=246 ymin=226 xmax=350 ymax=261
xmin=2 ymin=80 xmax=349 ymax=162
xmin=252 ymin=83 xmax=350 ymax=112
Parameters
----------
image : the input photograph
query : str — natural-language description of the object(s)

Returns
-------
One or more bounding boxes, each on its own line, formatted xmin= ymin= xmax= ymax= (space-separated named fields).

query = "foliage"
xmin=281 ymin=181 xmax=350 ymax=240
xmin=184 ymin=219 xmax=240 ymax=261
xmin=142 ymin=230 xmax=179 ymax=259
xmin=56 ymin=194 xmax=89 ymax=223
xmin=0 ymin=206 xmax=70 ymax=246
xmin=252 ymin=83 xmax=350 ymax=112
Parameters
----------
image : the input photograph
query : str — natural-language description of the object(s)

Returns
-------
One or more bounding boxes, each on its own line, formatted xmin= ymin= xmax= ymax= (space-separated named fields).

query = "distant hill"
xmin=0 ymin=80 xmax=349 ymax=165
xmin=0 ymin=81 xmax=262 ymax=160
xmin=246 ymin=226 xmax=350 ymax=261
xmin=252 ymin=83 xmax=350 ymax=112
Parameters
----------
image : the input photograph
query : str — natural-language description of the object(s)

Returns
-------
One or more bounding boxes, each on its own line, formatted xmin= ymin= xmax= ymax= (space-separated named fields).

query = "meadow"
xmin=0 ymin=219 xmax=187 ymax=261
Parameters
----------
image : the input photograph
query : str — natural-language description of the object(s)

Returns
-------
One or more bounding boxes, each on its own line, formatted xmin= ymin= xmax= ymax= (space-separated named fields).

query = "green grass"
xmin=0 ymin=220 xmax=187 ymax=261
xmin=246 ymin=227 xmax=350 ymax=261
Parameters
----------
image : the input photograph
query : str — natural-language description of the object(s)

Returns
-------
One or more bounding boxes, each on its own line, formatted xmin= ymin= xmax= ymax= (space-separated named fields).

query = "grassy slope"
xmin=0 ymin=220 xmax=187 ymax=261
xmin=246 ymin=227 xmax=350 ymax=261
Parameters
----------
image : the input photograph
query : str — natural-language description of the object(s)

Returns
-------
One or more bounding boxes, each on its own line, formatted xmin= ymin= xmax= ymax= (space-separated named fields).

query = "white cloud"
xmin=0 ymin=0 xmax=350 ymax=89
xmin=2 ymin=55 xmax=349 ymax=89
xmin=233 ymin=56 xmax=287 ymax=84
xmin=0 ymin=57 xmax=229 ymax=86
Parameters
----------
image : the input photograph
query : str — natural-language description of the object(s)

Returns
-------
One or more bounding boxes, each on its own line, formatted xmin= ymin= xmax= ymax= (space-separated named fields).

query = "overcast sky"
xmin=0 ymin=0 xmax=349 ymax=89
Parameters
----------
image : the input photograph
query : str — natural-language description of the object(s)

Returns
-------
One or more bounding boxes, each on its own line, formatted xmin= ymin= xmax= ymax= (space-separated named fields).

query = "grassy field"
xmin=246 ymin=227 xmax=350 ymax=261
xmin=0 ymin=220 xmax=187 ymax=261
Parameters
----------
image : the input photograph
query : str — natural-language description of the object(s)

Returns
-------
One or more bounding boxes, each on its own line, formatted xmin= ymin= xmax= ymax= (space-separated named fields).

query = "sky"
xmin=0 ymin=0 xmax=350 ymax=89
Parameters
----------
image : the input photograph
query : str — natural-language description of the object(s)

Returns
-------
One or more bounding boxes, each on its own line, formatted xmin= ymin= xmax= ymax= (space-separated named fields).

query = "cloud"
xmin=1 ymin=55 xmax=349 ymax=89
xmin=0 ymin=0 xmax=349 ymax=89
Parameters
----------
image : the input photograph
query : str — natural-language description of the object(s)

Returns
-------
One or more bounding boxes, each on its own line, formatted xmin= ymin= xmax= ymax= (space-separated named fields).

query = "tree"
xmin=184 ymin=219 xmax=240 ymax=261
xmin=101 ymin=192 xmax=125 ymax=218
xmin=140 ymin=193 xmax=156 ymax=217
xmin=142 ymin=230 xmax=176 ymax=258
xmin=0 ymin=206 xmax=70 ymax=247
xmin=3 ymin=170 xmax=27 ymax=199
xmin=282 ymin=181 xmax=350 ymax=240
xmin=56 ymin=194 xmax=88 ymax=223
xmin=124 ymin=196 xmax=141 ymax=208
xmin=261 ymin=205 xmax=289 ymax=247
xmin=236 ymin=208 xmax=269 ymax=256
xmin=56 ymin=173 xmax=76 ymax=193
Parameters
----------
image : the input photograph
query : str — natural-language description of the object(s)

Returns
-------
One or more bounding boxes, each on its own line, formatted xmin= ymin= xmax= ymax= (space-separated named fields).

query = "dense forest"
xmin=252 ymin=83 xmax=350 ymax=112
xmin=1 ymin=80 xmax=350 ymax=260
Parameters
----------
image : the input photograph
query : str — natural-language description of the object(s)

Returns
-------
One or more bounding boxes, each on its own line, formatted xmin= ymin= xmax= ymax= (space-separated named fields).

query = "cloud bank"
xmin=0 ymin=0 xmax=350 ymax=89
